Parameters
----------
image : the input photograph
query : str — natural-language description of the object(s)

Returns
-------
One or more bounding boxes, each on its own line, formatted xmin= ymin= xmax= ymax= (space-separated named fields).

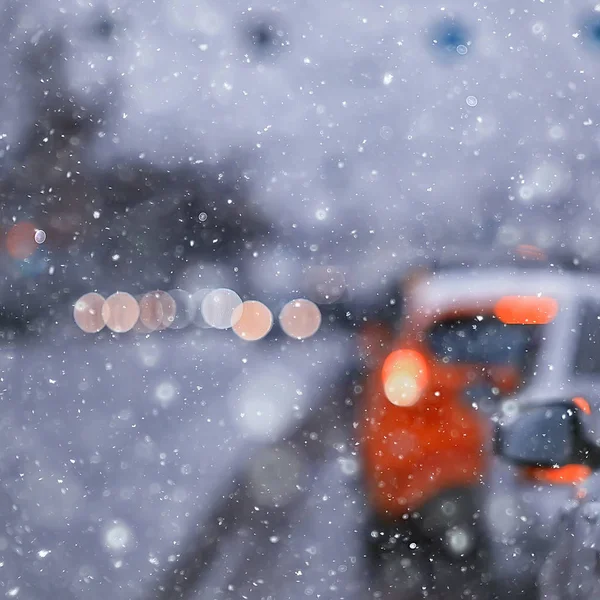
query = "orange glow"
xmin=232 ymin=301 xmax=273 ymax=341
xmin=494 ymin=295 xmax=558 ymax=325
xmin=279 ymin=299 xmax=322 ymax=340
xmin=138 ymin=290 xmax=176 ymax=332
xmin=573 ymin=396 xmax=592 ymax=415
xmin=524 ymin=464 xmax=591 ymax=485
xmin=5 ymin=222 xmax=38 ymax=260
xmin=381 ymin=349 xmax=429 ymax=407
xmin=515 ymin=244 xmax=547 ymax=261
xmin=73 ymin=293 xmax=106 ymax=333
xmin=139 ymin=292 xmax=164 ymax=332
xmin=102 ymin=292 xmax=140 ymax=333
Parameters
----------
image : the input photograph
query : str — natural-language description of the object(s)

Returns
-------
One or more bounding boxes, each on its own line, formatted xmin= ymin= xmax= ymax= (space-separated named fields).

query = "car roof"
xmin=411 ymin=267 xmax=600 ymax=313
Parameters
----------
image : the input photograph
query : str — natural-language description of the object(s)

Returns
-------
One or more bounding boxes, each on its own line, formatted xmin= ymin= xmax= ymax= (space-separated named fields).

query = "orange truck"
xmin=356 ymin=251 xmax=594 ymax=593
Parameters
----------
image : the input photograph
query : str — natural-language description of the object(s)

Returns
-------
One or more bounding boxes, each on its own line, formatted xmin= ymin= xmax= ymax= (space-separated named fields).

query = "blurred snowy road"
xmin=0 ymin=326 xmax=526 ymax=600
xmin=0 ymin=326 xmax=354 ymax=600
xmin=155 ymin=366 xmax=370 ymax=600
xmin=0 ymin=322 xmax=557 ymax=600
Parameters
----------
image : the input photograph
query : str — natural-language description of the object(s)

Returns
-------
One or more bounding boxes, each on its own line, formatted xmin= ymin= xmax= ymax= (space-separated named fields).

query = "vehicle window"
xmin=573 ymin=302 xmax=600 ymax=375
xmin=428 ymin=315 xmax=541 ymax=366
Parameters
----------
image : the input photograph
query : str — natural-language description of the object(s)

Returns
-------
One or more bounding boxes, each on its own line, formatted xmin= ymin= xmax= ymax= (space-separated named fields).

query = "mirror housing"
xmin=493 ymin=401 xmax=581 ymax=468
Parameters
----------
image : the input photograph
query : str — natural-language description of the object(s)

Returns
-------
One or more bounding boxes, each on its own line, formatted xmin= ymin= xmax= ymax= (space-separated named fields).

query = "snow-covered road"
xmin=0 ymin=324 xmax=353 ymax=600
xmin=0 ymin=323 xmax=550 ymax=600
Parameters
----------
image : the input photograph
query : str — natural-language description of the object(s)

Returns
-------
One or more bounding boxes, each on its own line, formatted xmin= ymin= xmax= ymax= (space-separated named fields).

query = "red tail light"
xmin=523 ymin=465 xmax=591 ymax=485
xmin=573 ymin=396 xmax=592 ymax=415
xmin=381 ymin=349 xmax=429 ymax=407
xmin=494 ymin=295 xmax=558 ymax=325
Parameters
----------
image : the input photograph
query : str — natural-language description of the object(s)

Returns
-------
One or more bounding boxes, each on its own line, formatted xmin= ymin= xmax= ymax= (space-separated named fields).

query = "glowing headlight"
xmin=382 ymin=349 xmax=429 ymax=407
xmin=384 ymin=372 xmax=422 ymax=407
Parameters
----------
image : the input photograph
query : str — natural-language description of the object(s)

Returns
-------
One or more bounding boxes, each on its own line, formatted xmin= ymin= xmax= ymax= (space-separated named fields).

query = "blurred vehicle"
xmin=355 ymin=247 xmax=600 ymax=596
xmin=493 ymin=397 xmax=600 ymax=600
xmin=483 ymin=268 xmax=600 ymax=597
xmin=538 ymin=469 xmax=600 ymax=600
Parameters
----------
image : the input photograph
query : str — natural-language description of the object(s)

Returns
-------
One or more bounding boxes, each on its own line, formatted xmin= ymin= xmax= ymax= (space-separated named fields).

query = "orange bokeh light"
xmin=232 ymin=301 xmax=274 ymax=341
xmin=102 ymin=292 xmax=140 ymax=333
xmin=5 ymin=222 xmax=38 ymax=260
xmin=494 ymin=295 xmax=558 ymax=325
xmin=73 ymin=292 xmax=106 ymax=333
xmin=138 ymin=292 xmax=164 ymax=332
xmin=132 ymin=294 xmax=154 ymax=334
xmin=279 ymin=299 xmax=322 ymax=340
xmin=139 ymin=291 xmax=176 ymax=331
xmin=136 ymin=290 xmax=177 ymax=333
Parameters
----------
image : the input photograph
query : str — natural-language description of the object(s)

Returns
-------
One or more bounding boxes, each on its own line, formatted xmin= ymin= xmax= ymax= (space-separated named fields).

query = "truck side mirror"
xmin=493 ymin=402 xmax=580 ymax=468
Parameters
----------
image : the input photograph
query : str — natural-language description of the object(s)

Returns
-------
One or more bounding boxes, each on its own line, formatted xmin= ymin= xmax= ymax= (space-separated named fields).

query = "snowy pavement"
xmin=0 ymin=316 xmax=570 ymax=600
xmin=0 ymin=322 xmax=556 ymax=600
xmin=0 ymin=324 xmax=353 ymax=600
xmin=175 ymin=372 xmax=370 ymax=600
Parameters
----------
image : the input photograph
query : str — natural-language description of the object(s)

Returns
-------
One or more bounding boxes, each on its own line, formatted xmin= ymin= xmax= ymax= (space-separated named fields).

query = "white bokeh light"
xmin=154 ymin=380 xmax=179 ymax=408
xmin=200 ymin=288 xmax=242 ymax=330
xmin=104 ymin=521 xmax=135 ymax=553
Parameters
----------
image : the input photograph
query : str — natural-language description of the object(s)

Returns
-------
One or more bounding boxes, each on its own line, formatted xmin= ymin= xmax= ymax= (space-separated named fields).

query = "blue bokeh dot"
xmin=17 ymin=252 xmax=49 ymax=278
xmin=581 ymin=14 xmax=600 ymax=48
xmin=429 ymin=18 xmax=472 ymax=59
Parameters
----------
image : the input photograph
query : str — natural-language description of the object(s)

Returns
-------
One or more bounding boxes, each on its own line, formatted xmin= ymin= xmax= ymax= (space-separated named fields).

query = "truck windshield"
xmin=427 ymin=315 xmax=542 ymax=366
